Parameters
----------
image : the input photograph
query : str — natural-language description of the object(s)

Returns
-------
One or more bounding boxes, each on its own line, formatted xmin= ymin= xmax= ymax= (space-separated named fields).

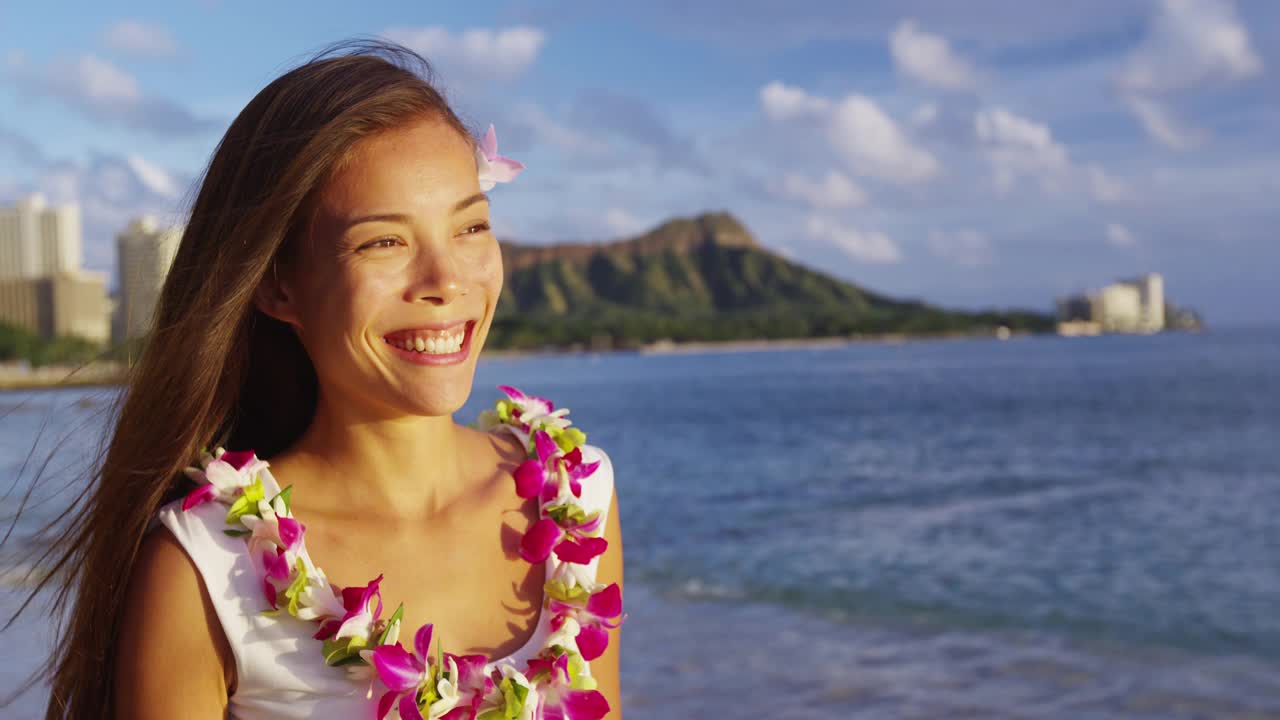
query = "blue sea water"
xmin=1 ymin=327 xmax=1278 ymax=718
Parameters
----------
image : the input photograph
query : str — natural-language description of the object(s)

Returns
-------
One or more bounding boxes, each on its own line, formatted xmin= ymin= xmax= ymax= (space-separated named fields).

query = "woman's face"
xmin=271 ymin=116 xmax=504 ymax=418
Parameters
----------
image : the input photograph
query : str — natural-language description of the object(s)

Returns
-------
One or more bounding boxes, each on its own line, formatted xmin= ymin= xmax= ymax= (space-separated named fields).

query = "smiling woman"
xmin=15 ymin=38 xmax=624 ymax=720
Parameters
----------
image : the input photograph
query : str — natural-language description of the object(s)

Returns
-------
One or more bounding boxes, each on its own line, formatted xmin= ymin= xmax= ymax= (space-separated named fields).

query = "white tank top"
xmin=151 ymin=437 xmax=615 ymax=719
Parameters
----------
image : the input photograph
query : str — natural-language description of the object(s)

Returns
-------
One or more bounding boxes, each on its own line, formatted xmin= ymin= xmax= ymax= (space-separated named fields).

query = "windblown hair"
xmin=10 ymin=38 xmax=476 ymax=719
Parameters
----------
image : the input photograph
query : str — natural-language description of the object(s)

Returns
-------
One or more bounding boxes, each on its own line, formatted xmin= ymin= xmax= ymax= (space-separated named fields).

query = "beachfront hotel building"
xmin=0 ymin=194 xmax=111 ymax=343
xmin=0 ymin=272 xmax=110 ymax=343
xmin=0 ymin=193 xmax=81 ymax=278
xmin=1055 ymin=272 xmax=1166 ymax=335
xmin=116 ymin=215 xmax=182 ymax=340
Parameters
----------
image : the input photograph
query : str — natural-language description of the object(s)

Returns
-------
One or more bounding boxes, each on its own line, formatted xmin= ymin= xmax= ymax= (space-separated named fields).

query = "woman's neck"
xmin=275 ymin=391 xmax=472 ymax=520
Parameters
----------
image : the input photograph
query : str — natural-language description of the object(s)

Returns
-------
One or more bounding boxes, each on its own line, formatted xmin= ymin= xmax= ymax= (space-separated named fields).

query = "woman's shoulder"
xmin=152 ymin=493 xmax=250 ymax=562
xmin=117 ymin=514 xmax=235 ymax=715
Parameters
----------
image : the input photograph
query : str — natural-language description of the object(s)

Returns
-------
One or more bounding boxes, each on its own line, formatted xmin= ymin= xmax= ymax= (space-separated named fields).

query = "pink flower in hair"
xmin=475 ymin=124 xmax=524 ymax=190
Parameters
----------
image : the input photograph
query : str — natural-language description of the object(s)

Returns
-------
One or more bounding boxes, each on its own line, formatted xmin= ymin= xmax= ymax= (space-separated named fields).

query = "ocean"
xmin=2 ymin=327 xmax=1278 ymax=718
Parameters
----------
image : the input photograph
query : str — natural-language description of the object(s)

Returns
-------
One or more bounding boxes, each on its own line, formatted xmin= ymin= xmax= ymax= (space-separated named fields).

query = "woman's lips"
xmin=383 ymin=320 xmax=475 ymax=366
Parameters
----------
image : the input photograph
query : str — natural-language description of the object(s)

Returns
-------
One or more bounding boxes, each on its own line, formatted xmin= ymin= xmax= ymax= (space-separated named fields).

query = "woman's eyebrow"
xmin=342 ymin=193 xmax=490 ymax=229
xmin=453 ymin=192 xmax=489 ymax=213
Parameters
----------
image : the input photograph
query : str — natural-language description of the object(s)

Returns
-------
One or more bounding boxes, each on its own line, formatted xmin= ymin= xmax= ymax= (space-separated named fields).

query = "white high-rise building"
xmin=1094 ymin=283 xmax=1144 ymax=333
xmin=116 ymin=216 xmax=182 ymax=340
xmin=1118 ymin=272 xmax=1164 ymax=333
xmin=0 ymin=193 xmax=81 ymax=278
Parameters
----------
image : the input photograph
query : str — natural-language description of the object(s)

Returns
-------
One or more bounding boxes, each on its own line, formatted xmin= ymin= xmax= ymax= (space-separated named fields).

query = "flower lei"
xmin=178 ymin=385 xmax=625 ymax=720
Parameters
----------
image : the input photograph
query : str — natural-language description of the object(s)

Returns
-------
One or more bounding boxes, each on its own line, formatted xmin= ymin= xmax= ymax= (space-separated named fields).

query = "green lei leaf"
xmin=554 ymin=427 xmax=586 ymax=453
xmin=417 ymin=663 xmax=442 ymax=709
xmin=322 ymin=632 xmax=370 ymax=666
xmin=271 ymin=485 xmax=293 ymax=514
xmin=495 ymin=399 xmax=513 ymax=423
xmin=378 ymin=603 xmax=404 ymax=646
xmin=566 ymin=651 xmax=596 ymax=690
xmin=222 ymin=528 xmax=251 ymax=538
xmin=284 ymin=557 xmax=309 ymax=617
xmin=331 ymin=653 xmax=369 ymax=667
xmin=478 ymin=676 xmax=529 ymax=720
xmin=544 ymin=578 xmax=591 ymax=604
xmin=545 ymin=503 xmax=589 ymax=526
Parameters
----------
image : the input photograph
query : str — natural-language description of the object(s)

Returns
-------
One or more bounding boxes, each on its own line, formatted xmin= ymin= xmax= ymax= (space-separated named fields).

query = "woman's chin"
xmin=391 ymin=381 xmax=476 ymax=418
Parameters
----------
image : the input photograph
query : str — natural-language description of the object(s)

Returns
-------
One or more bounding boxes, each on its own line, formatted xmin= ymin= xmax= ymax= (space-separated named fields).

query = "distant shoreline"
xmin=0 ymin=362 xmax=126 ymax=392
xmin=479 ymin=328 xmax=1036 ymax=359
xmin=0 ymin=328 xmax=1080 ymax=390
xmin=633 ymin=329 xmax=1022 ymax=355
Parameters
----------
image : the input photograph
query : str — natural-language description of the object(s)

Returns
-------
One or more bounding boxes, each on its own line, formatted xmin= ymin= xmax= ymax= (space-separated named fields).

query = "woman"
xmin=36 ymin=40 xmax=624 ymax=719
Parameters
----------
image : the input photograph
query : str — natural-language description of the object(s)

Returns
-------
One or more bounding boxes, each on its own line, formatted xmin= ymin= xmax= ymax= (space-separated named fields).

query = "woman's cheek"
xmin=467 ymin=241 xmax=503 ymax=290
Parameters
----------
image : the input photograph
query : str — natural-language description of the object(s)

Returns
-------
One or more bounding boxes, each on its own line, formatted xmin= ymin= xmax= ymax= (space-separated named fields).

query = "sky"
xmin=0 ymin=1 xmax=1276 ymax=326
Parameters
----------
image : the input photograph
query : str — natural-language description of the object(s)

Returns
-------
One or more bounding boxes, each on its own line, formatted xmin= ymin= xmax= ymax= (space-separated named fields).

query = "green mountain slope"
xmin=489 ymin=211 xmax=1052 ymax=350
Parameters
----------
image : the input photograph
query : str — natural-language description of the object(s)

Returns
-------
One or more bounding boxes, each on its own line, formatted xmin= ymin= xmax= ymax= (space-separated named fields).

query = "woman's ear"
xmin=253 ymin=260 xmax=301 ymax=328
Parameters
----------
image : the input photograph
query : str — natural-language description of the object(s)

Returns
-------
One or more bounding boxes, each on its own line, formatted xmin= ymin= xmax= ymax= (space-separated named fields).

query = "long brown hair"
xmin=7 ymin=38 xmax=478 ymax=718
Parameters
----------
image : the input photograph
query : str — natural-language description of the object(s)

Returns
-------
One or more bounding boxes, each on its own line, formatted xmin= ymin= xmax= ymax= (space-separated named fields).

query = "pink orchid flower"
xmin=314 ymin=574 xmax=385 ymax=642
xmin=475 ymin=124 xmax=524 ymax=192
xmin=514 ymin=431 xmax=601 ymax=504
xmin=498 ymin=385 xmax=571 ymax=433
xmin=371 ymin=623 xmax=436 ymax=720
xmin=519 ymin=516 xmax=607 ymax=566
xmin=180 ymin=448 xmax=265 ymax=510
xmin=258 ymin=546 xmax=291 ymax=609
xmin=524 ymin=653 xmax=610 ymax=720
xmin=293 ymin=565 xmax=346 ymax=622
xmin=239 ymin=497 xmax=304 ymax=558
xmin=439 ymin=653 xmax=495 ymax=720
xmin=547 ymin=583 xmax=626 ymax=661
xmin=372 ymin=624 xmax=490 ymax=720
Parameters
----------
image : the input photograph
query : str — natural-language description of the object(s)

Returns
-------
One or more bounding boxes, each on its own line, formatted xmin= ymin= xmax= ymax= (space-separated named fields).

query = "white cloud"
xmin=125 ymin=155 xmax=179 ymax=198
xmin=974 ymin=107 xmax=1070 ymax=192
xmin=829 ymin=95 xmax=940 ymax=184
xmin=603 ymin=208 xmax=644 ymax=236
xmin=758 ymin=83 xmax=938 ymax=184
xmin=1105 ymin=222 xmax=1138 ymax=248
xmin=776 ymin=170 xmax=868 ymax=209
xmin=382 ymin=26 xmax=545 ymax=83
xmin=928 ymin=229 xmax=992 ymax=267
xmin=805 ymin=216 xmax=902 ymax=264
xmin=102 ymin=20 xmax=179 ymax=58
xmin=772 ymin=241 xmax=798 ymax=261
xmin=1116 ymin=0 xmax=1263 ymax=149
xmin=518 ymin=102 xmax=612 ymax=159
xmin=56 ymin=55 xmax=141 ymax=105
xmin=1123 ymin=95 xmax=1205 ymax=150
xmin=1118 ymin=0 xmax=1261 ymax=95
xmin=1086 ymin=164 xmax=1132 ymax=204
xmin=911 ymin=102 xmax=939 ymax=129
xmin=971 ymin=110 xmax=1133 ymax=203
xmin=759 ymin=81 xmax=830 ymax=121
xmin=889 ymin=19 xmax=980 ymax=91
xmin=6 ymin=54 xmax=212 ymax=136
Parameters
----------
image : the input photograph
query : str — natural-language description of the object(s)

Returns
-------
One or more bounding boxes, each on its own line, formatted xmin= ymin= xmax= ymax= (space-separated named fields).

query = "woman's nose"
xmin=406 ymin=244 xmax=466 ymax=305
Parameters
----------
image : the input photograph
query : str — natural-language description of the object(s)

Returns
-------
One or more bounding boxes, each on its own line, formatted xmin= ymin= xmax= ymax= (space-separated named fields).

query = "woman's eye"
xmin=461 ymin=222 xmax=491 ymax=236
xmin=359 ymin=237 xmax=400 ymax=250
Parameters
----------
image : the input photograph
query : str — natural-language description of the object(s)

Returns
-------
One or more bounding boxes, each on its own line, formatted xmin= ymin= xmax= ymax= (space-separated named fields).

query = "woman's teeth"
xmin=389 ymin=329 xmax=465 ymax=355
